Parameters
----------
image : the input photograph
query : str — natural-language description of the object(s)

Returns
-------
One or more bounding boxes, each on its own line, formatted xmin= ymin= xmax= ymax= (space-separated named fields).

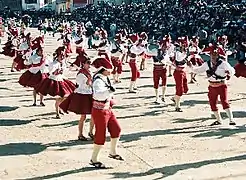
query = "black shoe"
xmin=229 ymin=121 xmax=236 ymax=126
xmin=40 ymin=102 xmax=45 ymax=106
xmin=175 ymin=108 xmax=183 ymax=112
xmin=32 ymin=103 xmax=37 ymax=106
xmin=210 ymin=121 xmax=222 ymax=126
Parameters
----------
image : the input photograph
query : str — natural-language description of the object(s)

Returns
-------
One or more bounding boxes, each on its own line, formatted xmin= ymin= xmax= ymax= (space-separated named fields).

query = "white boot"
xmin=91 ymin=144 xmax=103 ymax=163
xmin=116 ymin=73 xmax=121 ymax=83
xmin=175 ymin=95 xmax=182 ymax=112
xmin=129 ymin=81 xmax=136 ymax=93
xmin=162 ymin=86 xmax=166 ymax=102
xmin=113 ymin=74 xmax=117 ymax=82
xmin=211 ymin=111 xmax=222 ymax=126
xmin=225 ymin=108 xmax=236 ymax=125
xmin=154 ymin=88 xmax=159 ymax=103
xmin=133 ymin=81 xmax=138 ymax=90
xmin=110 ymin=138 xmax=119 ymax=155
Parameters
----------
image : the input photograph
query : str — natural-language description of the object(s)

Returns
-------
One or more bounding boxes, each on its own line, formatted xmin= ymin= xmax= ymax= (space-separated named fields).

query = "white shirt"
xmin=167 ymin=44 xmax=175 ymax=57
xmin=48 ymin=60 xmax=67 ymax=81
xmin=192 ymin=60 xmax=235 ymax=82
xmin=92 ymin=74 xmax=113 ymax=101
xmin=24 ymin=54 xmax=45 ymax=74
xmin=74 ymin=73 xmax=93 ymax=94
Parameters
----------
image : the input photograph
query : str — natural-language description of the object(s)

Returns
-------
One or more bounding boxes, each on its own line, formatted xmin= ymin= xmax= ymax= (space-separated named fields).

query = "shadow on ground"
xmin=0 ymin=143 xmax=46 ymax=156
xmin=0 ymin=119 xmax=35 ymax=126
xmin=0 ymin=106 xmax=19 ymax=112
xmin=109 ymin=154 xmax=246 ymax=179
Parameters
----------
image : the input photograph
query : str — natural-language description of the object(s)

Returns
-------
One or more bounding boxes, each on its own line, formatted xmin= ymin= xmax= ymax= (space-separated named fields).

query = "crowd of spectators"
xmin=69 ymin=0 xmax=246 ymax=45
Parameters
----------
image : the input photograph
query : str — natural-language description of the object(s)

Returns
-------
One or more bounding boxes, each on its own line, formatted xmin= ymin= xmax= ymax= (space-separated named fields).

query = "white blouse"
xmin=74 ymin=73 xmax=93 ymax=94
xmin=48 ymin=60 xmax=67 ymax=81
xmin=192 ymin=60 xmax=235 ymax=82
xmin=92 ymin=74 xmax=113 ymax=101
xmin=24 ymin=54 xmax=45 ymax=74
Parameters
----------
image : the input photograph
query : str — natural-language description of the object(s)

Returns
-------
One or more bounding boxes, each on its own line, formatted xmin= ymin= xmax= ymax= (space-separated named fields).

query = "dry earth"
xmin=0 ymin=28 xmax=246 ymax=180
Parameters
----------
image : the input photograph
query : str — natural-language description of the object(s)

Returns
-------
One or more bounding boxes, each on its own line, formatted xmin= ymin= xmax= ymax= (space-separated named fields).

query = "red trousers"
xmin=173 ymin=70 xmax=188 ymax=96
xmin=153 ymin=67 xmax=167 ymax=89
xmin=129 ymin=60 xmax=140 ymax=81
xmin=92 ymin=108 xmax=121 ymax=145
xmin=111 ymin=56 xmax=123 ymax=74
xmin=208 ymin=85 xmax=230 ymax=111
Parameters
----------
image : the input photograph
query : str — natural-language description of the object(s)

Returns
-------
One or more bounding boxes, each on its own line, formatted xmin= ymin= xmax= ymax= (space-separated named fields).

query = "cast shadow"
xmin=123 ymin=95 xmax=155 ymax=100
xmin=0 ymin=78 xmax=9 ymax=82
xmin=46 ymin=139 xmax=92 ymax=148
xmin=0 ymin=143 xmax=47 ymax=156
xmin=192 ymin=125 xmax=246 ymax=139
xmin=17 ymin=167 xmax=109 ymax=180
xmin=0 ymin=119 xmax=35 ymax=126
xmin=0 ymin=106 xmax=19 ymax=112
xmin=0 ymin=87 xmax=13 ymax=91
xmin=40 ymin=120 xmax=78 ymax=128
xmin=120 ymin=126 xmax=206 ymax=143
xmin=172 ymin=117 xmax=211 ymax=124
xmin=181 ymin=100 xmax=208 ymax=107
xmin=109 ymin=154 xmax=246 ymax=179
xmin=221 ymin=111 xmax=246 ymax=119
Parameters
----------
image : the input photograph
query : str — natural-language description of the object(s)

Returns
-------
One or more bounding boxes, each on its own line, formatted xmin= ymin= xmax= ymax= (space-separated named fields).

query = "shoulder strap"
xmin=207 ymin=59 xmax=225 ymax=80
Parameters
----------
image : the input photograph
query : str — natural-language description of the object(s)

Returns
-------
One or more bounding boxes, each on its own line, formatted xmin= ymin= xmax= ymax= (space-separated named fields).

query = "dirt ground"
xmin=0 ymin=28 xmax=246 ymax=180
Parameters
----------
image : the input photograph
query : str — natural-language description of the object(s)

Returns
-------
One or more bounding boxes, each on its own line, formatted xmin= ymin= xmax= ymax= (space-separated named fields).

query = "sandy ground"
xmin=0 ymin=28 xmax=246 ymax=180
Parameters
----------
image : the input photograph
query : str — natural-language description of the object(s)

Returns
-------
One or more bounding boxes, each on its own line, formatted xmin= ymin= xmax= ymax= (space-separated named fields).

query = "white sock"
xmin=110 ymin=138 xmax=119 ymax=155
xmin=155 ymin=88 xmax=158 ymax=101
xmin=175 ymin=95 xmax=181 ymax=108
xmin=162 ymin=86 xmax=166 ymax=99
xmin=91 ymin=144 xmax=102 ymax=162
xmin=213 ymin=111 xmax=222 ymax=122
xmin=225 ymin=108 xmax=234 ymax=121
xmin=129 ymin=81 xmax=134 ymax=91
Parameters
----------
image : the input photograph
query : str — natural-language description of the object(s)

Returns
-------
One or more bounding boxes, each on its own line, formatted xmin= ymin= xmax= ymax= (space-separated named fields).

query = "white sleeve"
xmin=24 ymin=55 xmax=33 ymax=65
xmin=224 ymin=61 xmax=235 ymax=75
xmin=192 ymin=62 xmax=209 ymax=74
xmin=49 ymin=62 xmax=58 ymax=74
xmin=93 ymin=79 xmax=111 ymax=101
xmin=76 ymin=73 xmax=87 ymax=86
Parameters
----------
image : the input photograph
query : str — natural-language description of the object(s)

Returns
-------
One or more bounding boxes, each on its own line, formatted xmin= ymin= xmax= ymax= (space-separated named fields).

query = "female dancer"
xmin=59 ymin=58 xmax=94 ymax=140
xmin=190 ymin=45 xmax=236 ymax=126
xmin=90 ymin=57 xmax=123 ymax=169
xmin=188 ymin=36 xmax=204 ymax=83
xmin=36 ymin=47 xmax=76 ymax=118
xmin=18 ymin=46 xmax=48 ymax=106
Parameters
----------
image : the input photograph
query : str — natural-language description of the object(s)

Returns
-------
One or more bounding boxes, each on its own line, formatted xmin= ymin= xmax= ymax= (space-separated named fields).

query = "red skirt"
xmin=2 ymin=48 xmax=16 ymax=57
xmin=234 ymin=63 xmax=246 ymax=78
xmin=190 ymin=57 xmax=204 ymax=66
xmin=14 ymin=55 xmax=27 ymax=71
xmin=59 ymin=93 xmax=92 ymax=114
xmin=36 ymin=78 xmax=76 ymax=97
xmin=19 ymin=70 xmax=48 ymax=88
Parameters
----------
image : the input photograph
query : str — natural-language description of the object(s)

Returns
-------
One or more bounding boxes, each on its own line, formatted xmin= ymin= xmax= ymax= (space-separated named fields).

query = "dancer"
xmin=139 ymin=32 xmax=148 ymax=71
xmin=128 ymin=44 xmax=144 ymax=93
xmin=59 ymin=58 xmax=94 ymax=140
xmin=149 ymin=43 xmax=171 ymax=103
xmin=111 ymin=40 xmax=123 ymax=83
xmin=188 ymin=36 xmax=204 ymax=83
xmin=190 ymin=45 xmax=236 ymax=126
xmin=35 ymin=47 xmax=76 ymax=119
xmin=90 ymin=57 xmax=123 ymax=169
xmin=172 ymin=39 xmax=189 ymax=112
xmin=18 ymin=46 xmax=48 ymax=106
